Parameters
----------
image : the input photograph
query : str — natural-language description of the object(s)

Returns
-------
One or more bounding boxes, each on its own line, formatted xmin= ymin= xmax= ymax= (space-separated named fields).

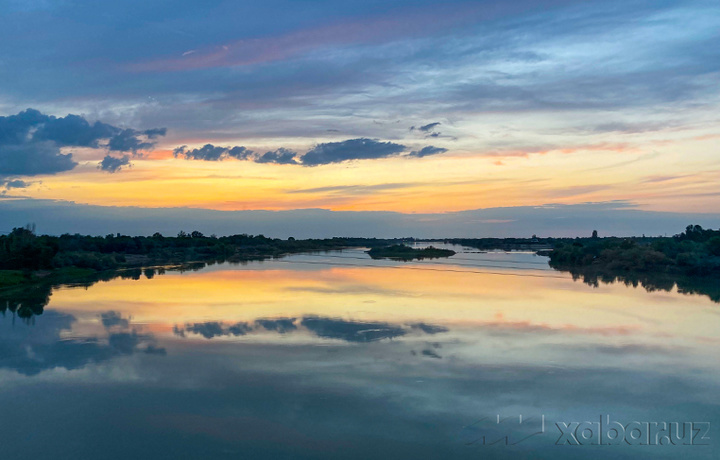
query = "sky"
xmin=0 ymin=0 xmax=719 ymax=236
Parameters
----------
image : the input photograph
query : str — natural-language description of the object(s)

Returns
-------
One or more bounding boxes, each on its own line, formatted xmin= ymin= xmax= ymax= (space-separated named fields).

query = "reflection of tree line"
xmin=0 ymin=262 xmax=210 ymax=321
xmin=551 ymin=265 xmax=720 ymax=303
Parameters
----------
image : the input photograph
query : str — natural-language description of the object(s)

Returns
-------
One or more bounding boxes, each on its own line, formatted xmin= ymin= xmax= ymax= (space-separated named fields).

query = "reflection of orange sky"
xmin=49 ymin=264 xmax=718 ymax=340
xmin=18 ymin=133 xmax=720 ymax=213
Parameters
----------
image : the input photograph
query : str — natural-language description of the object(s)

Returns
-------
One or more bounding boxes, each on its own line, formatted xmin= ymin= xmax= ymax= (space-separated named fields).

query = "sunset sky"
xmin=1 ymin=0 xmax=718 ymax=236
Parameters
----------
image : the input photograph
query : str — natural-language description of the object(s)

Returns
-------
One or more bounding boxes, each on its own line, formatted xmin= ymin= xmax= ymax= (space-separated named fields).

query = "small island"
xmin=367 ymin=245 xmax=456 ymax=261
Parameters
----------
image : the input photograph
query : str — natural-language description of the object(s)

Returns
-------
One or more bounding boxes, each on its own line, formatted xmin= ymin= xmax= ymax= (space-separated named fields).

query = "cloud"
xmin=173 ymin=144 xmax=254 ymax=161
xmin=108 ymin=129 xmax=155 ymax=153
xmin=408 ymin=146 xmax=448 ymax=158
xmin=0 ymin=178 xmax=29 ymax=189
xmin=0 ymin=109 xmax=165 ymax=177
xmin=0 ymin=141 xmax=77 ymax=177
xmin=99 ymin=154 xmax=131 ymax=173
xmin=255 ymin=148 xmax=299 ymax=165
xmin=301 ymin=138 xmax=407 ymax=166
xmin=32 ymin=113 xmax=118 ymax=148
xmin=288 ymin=182 xmax=422 ymax=195
xmin=418 ymin=122 xmax=441 ymax=132
xmin=143 ymin=127 xmax=167 ymax=138
xmin=172 ymin=139 xmax=413 ymax=166
xmin=3 ymin=198 xmax=719 ymax=239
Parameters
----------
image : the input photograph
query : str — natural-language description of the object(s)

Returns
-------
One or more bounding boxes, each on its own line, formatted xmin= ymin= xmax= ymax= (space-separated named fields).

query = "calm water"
xmin=1 ymin=246 xmax=717 ymax=459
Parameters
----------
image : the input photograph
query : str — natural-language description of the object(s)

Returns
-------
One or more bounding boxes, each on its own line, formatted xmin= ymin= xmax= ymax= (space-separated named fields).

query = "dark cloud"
xmin=0 ymin=178 xmax=29 ymax=189
xmin=171 ymin=139 xmax=449 ymax=166
xmin=418 ymin=122 xmax=441 ymax=132
xmin=33 ymin=113 xmax=118 ymax=148
xmin=108 ymin=129 xmax=155 ymax=153
xmin=0 ymin=109 xmax=165 ymax=177
xmin=408 ymin=146 xmax=448 ymax=158
xmin=173 ymin=144 xmax=254 ymax=161
xmin=0 ymin=141 xmax=77 ymax=177
xmin=99 ymin=154 xmax=131 ymax=173
xmin=301 ymin=138 xmax=406 ymax=166
xmin=255 ymin=148 xmax=298 ymax=165
xmin=143 ymin=127 xmax=167 ymax=138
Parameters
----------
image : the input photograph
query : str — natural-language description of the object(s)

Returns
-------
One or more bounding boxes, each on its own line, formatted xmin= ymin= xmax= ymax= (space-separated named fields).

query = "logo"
xmin=555 ymin=415 xmax=710 ymax=446
xmin=461 ymin=415 xmax=546 ymax=445
xmin=461 ymin=414 xmax=710 ymax=447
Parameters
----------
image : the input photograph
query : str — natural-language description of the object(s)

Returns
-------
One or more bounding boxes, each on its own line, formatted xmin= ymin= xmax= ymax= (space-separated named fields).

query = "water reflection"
xmin=0 ymin=248 xmax=717 ymax=459
xmin=173 ymin=316 xmax=448 ymax=343
xmin=0 ymin=310 xmax=164 ymax=375
xmin=550 ymin=264 xmax=720 ymax=302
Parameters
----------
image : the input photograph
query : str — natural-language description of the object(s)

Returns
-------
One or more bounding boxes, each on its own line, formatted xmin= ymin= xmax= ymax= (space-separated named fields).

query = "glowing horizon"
xmin=1 ymin=0 xmax=719 ymax=233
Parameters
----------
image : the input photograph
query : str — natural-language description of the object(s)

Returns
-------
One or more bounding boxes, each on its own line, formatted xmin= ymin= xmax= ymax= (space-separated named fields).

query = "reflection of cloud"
xmin=300 ymin=316 xmax=406 ymax=343
xmin=475 ymin=320 xmax=640 ymax=337
xmin=227 ymin=322 xmax=253 ymax=336
xmin=421 ymin=349 xmax=442 ymax=359
xmin=174 ymin=316 xmax=449 ymax=343
xmin=256 ymin=318 xmax=297 ymax=334
xmin=593 ymin=344 xmax=681 ymax=355
xmin=100 ymin=311 xmax=130 ymax=329
xmin=184 ymin=322 xmax=227 ymax=339
xmin=109 ymin=331 xmax=143 ymax=354
xmin=410 ymin=323 xmax=449 ymax=334
xmin=0 ymin=311 xmax=165 ymax=375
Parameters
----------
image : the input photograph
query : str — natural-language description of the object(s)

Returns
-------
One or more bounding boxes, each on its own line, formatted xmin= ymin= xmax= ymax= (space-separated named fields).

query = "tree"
xmin=592 ymin=230 xmax=598 ymax=239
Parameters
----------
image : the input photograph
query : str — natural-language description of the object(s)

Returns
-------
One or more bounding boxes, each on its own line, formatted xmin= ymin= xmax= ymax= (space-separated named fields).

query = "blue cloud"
xmin=0 ymin=109 xmax=165 ymax=176
xmin=302 ymin=138 xmax=406 ymax=166
xmin=408 ymin=146 xmax=448 ymax=158
xmin=174 ymin=144 xmax=254 ymax=161
xmin=255 ymin=148 xmax=298 ymax=165
xmin=99 ymin=154 xmax=131 ymax=173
